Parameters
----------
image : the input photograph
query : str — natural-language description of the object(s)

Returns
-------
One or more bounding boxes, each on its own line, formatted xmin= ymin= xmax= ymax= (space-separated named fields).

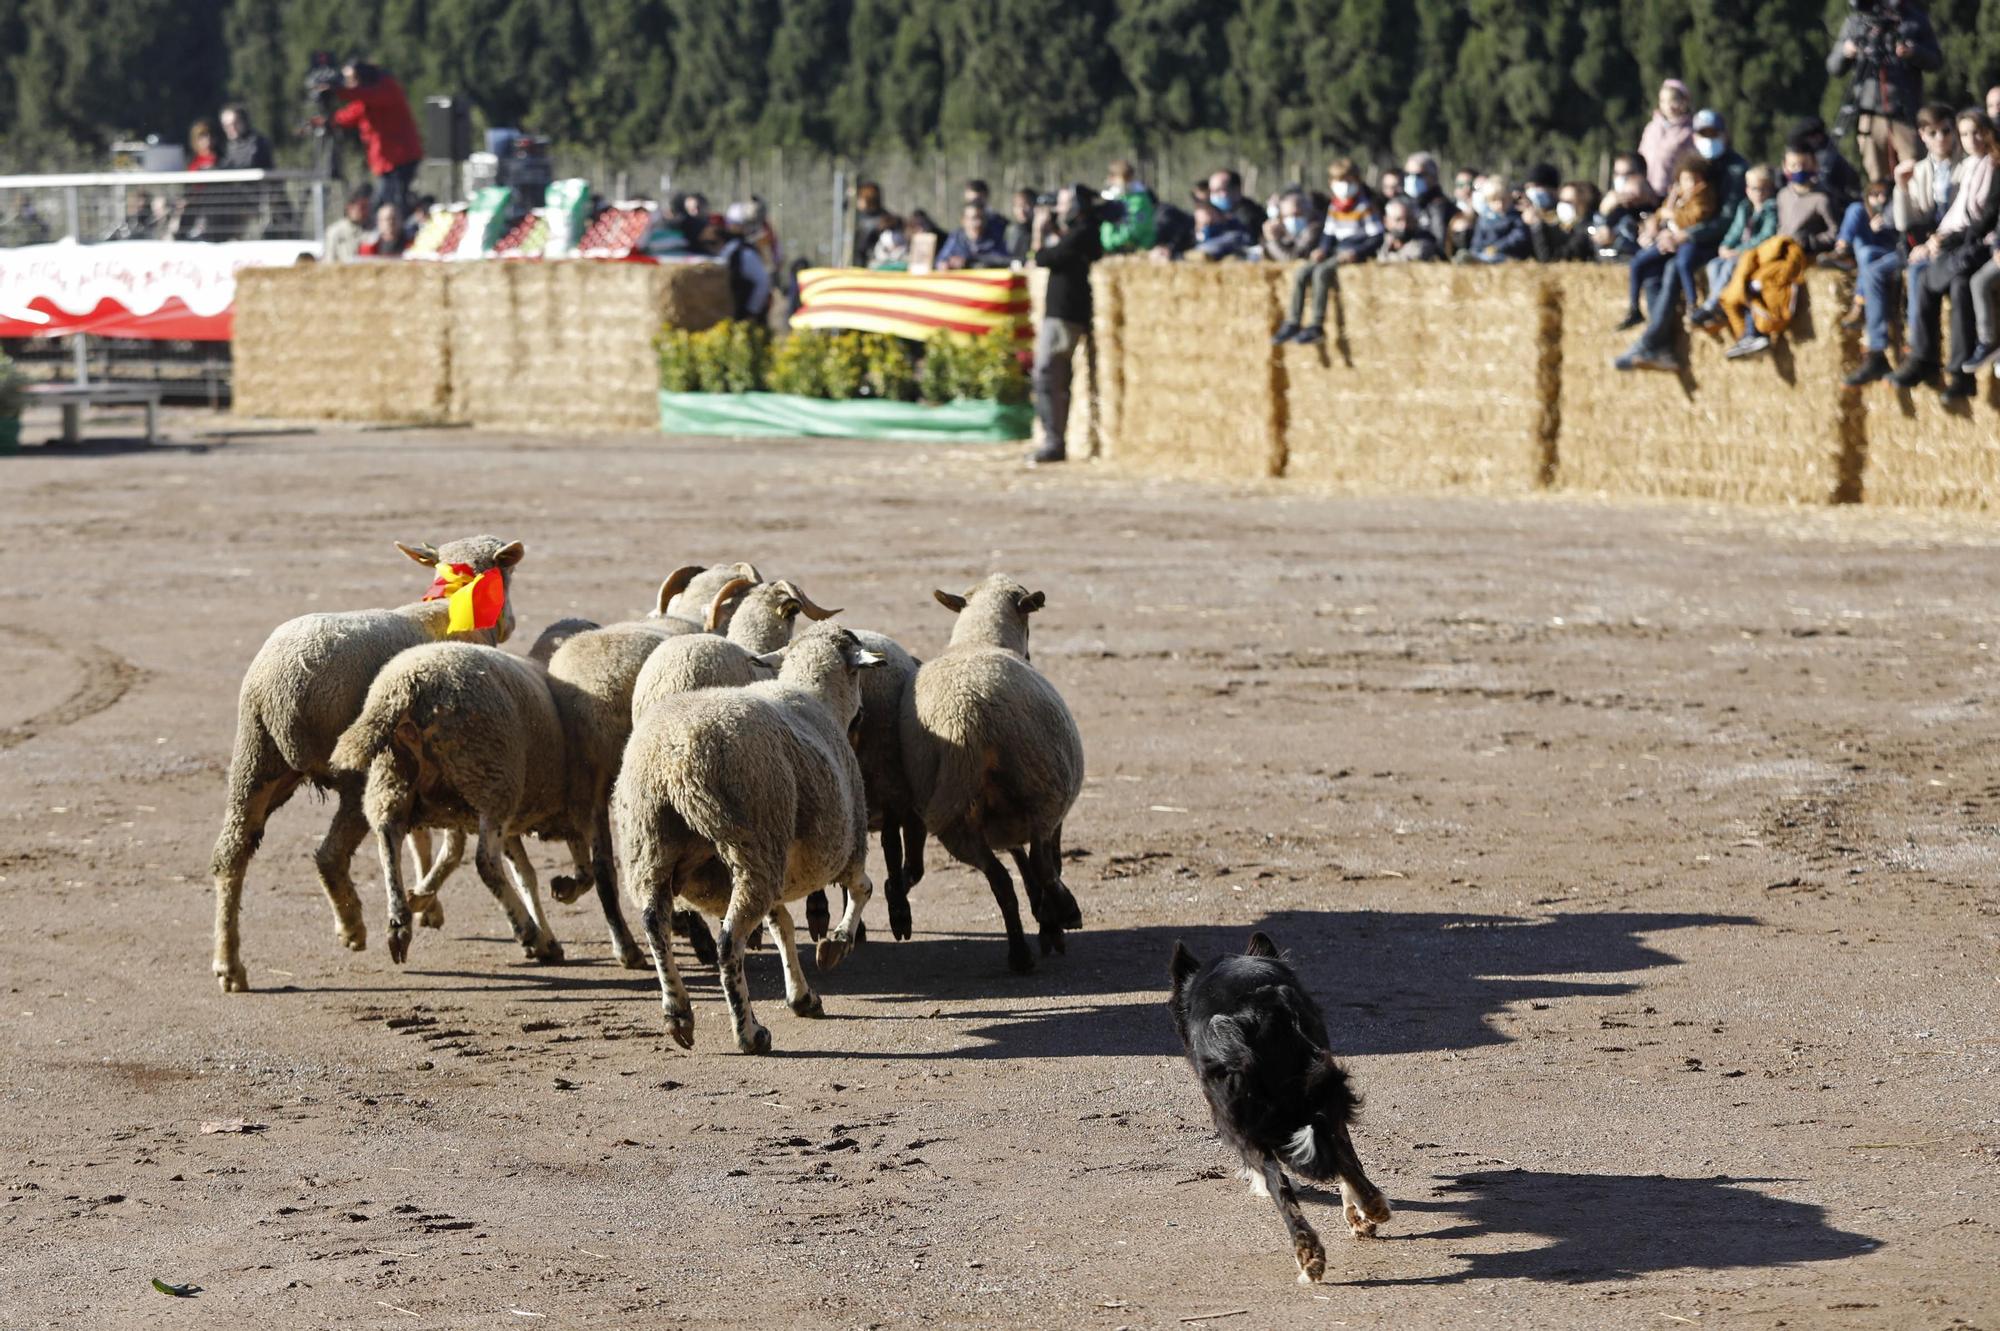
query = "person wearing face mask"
xmin=1402 ymin=152 xmax=1455 ymax=243
xmin=1891 ymin=108 xmax=2000 ymax=397
xmin=1615 ymin=152 xmax=1720 ymax=370
xmin=1691 ymin=110 xmax=1750 ymax=207
xmin=1260 ymin=188 xmax=1322 ymax=263
xmin=1791 ymin=116 xmax=1863 ymax=215
xmin=1639 ymin=79 xmax=1696 ymax=199
xmin=1704 ymin=145 xmax=1844 ymax=358
xmin=1206 ymin=169 xmax=1265 ymax=236
xmin=1594 ymin=152 xmax=1661 ymax=258
xmin=1272 ymin=160 xmax=1382 ymax=344
xmin=1852 ymin=102 xmax=1969 ymax=383
xmin=1099 ymin=159 xmax=1158 ymax=255
xmin=1689 ymin=165 xmax=1780 ymax=325
xmin=1376 ymin=198 xmax=1442 ymax=263
xmin=1454 ymin=180 xmax=1532 ymax=264
xmin=1530 ymin=181 xmax=1604 ymax=262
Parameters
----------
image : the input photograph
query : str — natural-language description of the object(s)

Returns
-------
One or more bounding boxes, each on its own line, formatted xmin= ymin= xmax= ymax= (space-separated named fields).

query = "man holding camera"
xmin=1027 ymin=185 xmax=1105 ymax=466
xmin=330 ymin=61 xmax=424 ymax=213
xmin=1827 ymin=0 xmax=1942 ymax=181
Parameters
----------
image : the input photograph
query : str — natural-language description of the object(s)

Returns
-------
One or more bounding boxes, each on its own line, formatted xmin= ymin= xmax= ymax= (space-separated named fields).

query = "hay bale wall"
xmin=1551 ymin=266 xmax=1860 ymax=505
xmin=234 ymin=259 xmax=727 ymax=431
xmin=1098 ymin=259 xmax=1284 ymax=480
xmin=1090 ymin=263 xmax=1126 ymax=458
xmin=1280 ymin=265 xmax=1556 ymax=493
xmin=1855 ymin=297 xmax=2000 ymax=511
xmin=232 ymin=264 xmax=452 ymax=423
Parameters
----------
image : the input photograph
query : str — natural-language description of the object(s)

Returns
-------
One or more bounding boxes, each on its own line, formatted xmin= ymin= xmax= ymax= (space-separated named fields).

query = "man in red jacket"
xmin=334 ymin=61 xmax=424 ymax=213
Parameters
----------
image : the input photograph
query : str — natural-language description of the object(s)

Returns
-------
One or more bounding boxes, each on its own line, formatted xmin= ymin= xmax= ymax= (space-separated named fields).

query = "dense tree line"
xmin=3 ymin=0 xmax=1999 ymax=172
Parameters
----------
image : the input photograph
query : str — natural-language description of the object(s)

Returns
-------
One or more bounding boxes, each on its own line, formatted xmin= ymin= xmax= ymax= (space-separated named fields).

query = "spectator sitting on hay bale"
xmin=1849 ymin=103 xmax=1962 ymax=385
xmin=1100 ymin=160 xmax=1158 ymax=255
xmin=1696 ymin=144 xmax=1846 ymax=359
xmin=1261 ymin=188 xmax=1320 ymax=263
xmin=1592 ymin=153 xmax=1660 ymax=259
xmin=1614 ymin=152 xmax=1722 ymax=373
xmin=1891 ymin=108 xmax=2000 ymax=399
xmin=1688 ymin=166 xmax=1779 ymax=325
xmin=1453 ymin=179 xmax=1531 ymax=264
xmin=1206 ymin=169 xmax=1265 ymax=235
xmin=1377 ymin=199 xmax=1442 ymax=263
xmin=1529 ymin=181 xmax=1604 ymax=262
xmin=1190 ymin=201 xmax=1253 ymax=261
xmin=1401 ymin=152 xmax=1454 ymax=243
xmin=1271 ymin=160 xmax=1382 ymax=345
xmin=358 ymin=202 xmax=405 ymax=258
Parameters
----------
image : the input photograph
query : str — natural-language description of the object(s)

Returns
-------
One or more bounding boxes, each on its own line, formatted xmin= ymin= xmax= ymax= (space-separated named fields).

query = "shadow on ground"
xmin=321 ymin=906 xmax=1754 ymax=1062
xmin=1348 ymin=1169 xmax=1880 ymax=1285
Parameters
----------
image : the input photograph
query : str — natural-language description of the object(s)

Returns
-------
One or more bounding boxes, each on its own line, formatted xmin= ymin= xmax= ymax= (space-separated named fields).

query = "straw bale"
xmin=1090 ymin=262 xmax=1125 ymax=457
xmin=232 ymin=263 xmax=452 ymax=424
xmin=1856 ymin=306 xmax=2000 ymax=510
xmin=1552 ymin=265 xmax=1858 ymax=505
xmin=1278 ymin=264 xmax=1554 ymax=493
xmin=1103 ymin=260 xmax=1284 ymax=480
xmin=447 ymin=260 xmax=731 ymax=432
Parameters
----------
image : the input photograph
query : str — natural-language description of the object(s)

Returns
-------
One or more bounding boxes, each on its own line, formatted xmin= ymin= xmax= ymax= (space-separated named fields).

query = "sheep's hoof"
xmin=790 ymin=991 xmax=825 ymax=1019
xmin=532 ymin=938 xmax=566 ymax=965
xmin=215 ymin=961 xmax=249 ymax=994
xmin=814 ymin=935 xmax=852 ymax=972
xmin=665 ymin=1011 xmax=695 ymax=1050
xmin=417 ymin=901 xmax=444 ymax=930
xmin=549 ymin=874 xmax=589 ymax=905
xmin=737 ymin=1024 xmax=772 ymax=1055
xmin=887 ymin=893 xmax=913 ymax=942
xmin=1007 ymin=939 xmax=1036 ymax=974
xmin=617 ymin=944 xmax=647 ymax=970
xmin=387 ymin=926 xmax=411 ymax=965
xmin=1039 ymin=924 xmax=1066 ymax=956
xmin=1054 ymin=887 xmax=1083 ymax=931
xmin=1295 ymin=1236 xmax=1326 ymax=1284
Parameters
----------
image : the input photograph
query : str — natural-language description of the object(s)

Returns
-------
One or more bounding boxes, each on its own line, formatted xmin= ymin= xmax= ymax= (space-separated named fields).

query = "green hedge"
xmin=657 ymin=322 xmax=1026 ymax=406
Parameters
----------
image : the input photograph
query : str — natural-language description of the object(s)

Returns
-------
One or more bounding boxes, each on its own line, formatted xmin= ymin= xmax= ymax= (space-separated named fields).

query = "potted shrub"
xmin=0 ymin=353 xmax=25 ymax=453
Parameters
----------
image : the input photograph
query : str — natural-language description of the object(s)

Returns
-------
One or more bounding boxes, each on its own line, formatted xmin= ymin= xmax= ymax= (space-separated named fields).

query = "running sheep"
xmin=209 ymin=535 xmax=523 ymax=993
xmin=612 ymin=624 xmax=884 ymax=1053
xmin=902 ymin=574 xmax=1085 ymax=973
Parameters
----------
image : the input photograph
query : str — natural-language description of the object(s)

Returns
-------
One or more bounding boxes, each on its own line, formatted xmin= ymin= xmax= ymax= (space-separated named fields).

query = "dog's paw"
xmin=1294 ymin=1236 xmax=1326 ymax=1284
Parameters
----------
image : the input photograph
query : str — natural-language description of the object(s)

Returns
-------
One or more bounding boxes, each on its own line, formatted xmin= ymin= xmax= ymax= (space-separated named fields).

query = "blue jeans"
xmin=1636 ymin=265 xmax=1682 ymax=356
xmin=1627 ymin=246 xmax=1670 ymax=315
xmin=1860 ymin=249 xmax=1906 ymax=353
xmin=1673 ymin=238 xmax=1718 ymax=311
xmin=1700 ymin=254 xmax=1738 ymax=310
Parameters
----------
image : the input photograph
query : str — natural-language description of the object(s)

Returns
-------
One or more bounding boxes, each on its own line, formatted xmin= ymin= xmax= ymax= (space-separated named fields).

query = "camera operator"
xmin=328 ymin=60 xmax=424 ymax=213
xmin=1827 ymin=0 xmax=1942 ymax=181
xmin=1027 ymin=184 xmax=1105 ymax=466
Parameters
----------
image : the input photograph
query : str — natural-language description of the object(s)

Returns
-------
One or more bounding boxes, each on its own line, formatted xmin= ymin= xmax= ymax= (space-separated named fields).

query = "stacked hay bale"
xmin=1852 ymin=303 xmax=2000 ymax=510
xmin=1552 ymin=265 xmax=1860 ymax=505
xmin=232 ymin=264 xmax=452 ymax=423
xmin=1096 ymin=259 xmax=1284 ymax=480
xmin=450 ymin=261 xmax=730 ymax=432
xmin=1090 ymin=262 xmax=1126 ymax=457
xmin=1278 ymin=265 xmax=1555 ymax=493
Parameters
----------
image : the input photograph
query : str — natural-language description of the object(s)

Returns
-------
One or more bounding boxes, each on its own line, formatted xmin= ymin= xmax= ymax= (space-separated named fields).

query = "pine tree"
xmin=1108 ymin=0 xmax=1239 ymax=145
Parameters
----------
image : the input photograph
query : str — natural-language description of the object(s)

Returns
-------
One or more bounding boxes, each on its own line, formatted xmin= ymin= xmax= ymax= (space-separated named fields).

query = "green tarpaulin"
xmin=659 ymin=391 xmax=1030 ymax=442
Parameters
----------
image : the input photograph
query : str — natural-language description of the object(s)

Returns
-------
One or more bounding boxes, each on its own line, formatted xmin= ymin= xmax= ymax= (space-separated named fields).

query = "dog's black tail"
xmin=1278 ymin=1052 xmax=1363 ymax=1183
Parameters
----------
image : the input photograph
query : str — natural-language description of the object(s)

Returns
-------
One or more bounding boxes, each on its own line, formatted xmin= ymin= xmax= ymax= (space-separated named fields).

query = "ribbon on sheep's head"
xmin=422 ymin=561 xmax=506 ymax=632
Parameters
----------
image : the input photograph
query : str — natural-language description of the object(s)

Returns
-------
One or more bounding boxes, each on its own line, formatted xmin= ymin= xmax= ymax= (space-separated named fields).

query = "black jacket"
xmin=1826 ymin=3 xmax=1941 ymax=125
xmin=218 ymin=131 xmax=275 ymax=171
xmin=1036 ymin=219 xmax=1104 ymax=325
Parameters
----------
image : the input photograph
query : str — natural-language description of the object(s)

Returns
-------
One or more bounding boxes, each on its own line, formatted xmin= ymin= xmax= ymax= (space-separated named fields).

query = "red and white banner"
xmin=0 ymin=239 xmax=316 ymax=341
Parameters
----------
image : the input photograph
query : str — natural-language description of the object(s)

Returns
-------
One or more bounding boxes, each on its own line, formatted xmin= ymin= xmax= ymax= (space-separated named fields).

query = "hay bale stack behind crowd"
xmin=232 ymin=264 xmax=453 ymax=424
xmin=1279 ymin=265 xmax=1554 ymax=494
xmin=1089 ymin=263 xmax=1126 ymax=458
xmin=1854 ymin=307 xmax=2000 ymax=511
xmin=1097 ymin=260 xmax=1284 ymax=481
xmin=1551 ymin=266 xmax=1859 ymax=505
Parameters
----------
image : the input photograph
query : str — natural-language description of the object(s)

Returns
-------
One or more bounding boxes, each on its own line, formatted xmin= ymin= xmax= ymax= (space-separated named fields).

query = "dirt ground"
xmin=2 ymin=413 xmax=1997 ymax=1330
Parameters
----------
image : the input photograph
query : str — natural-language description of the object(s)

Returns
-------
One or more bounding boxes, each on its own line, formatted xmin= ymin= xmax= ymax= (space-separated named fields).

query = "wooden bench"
xmin=24 ymin=381 xmax=164 ymax=444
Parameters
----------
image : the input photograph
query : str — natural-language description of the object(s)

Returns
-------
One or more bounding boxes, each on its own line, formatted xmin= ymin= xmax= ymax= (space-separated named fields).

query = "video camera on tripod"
xmin=299 ymin=50 xmax=343 ymax=177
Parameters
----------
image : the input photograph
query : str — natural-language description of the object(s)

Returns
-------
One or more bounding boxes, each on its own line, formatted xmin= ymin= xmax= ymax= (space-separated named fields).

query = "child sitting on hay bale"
xmin=1694 ymin=144 xmax=1842 ymax=359
xmin=1272 ymin=160 xmax=1382 ymax=345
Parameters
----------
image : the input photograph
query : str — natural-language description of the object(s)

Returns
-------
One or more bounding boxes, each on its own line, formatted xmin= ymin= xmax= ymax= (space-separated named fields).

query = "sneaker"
xmin=1613 ymin=348 xmax=1641 ymax=371
xmin=1940 ymin=371 xmax=1978 ymax=402
xmin=1025 ymin=444 xmax=1066 ymax=466
xmin=1844 ymin=351 xmax=1891 ymax=387
xmin=1890 ymin=357 xmax=1937 ymax=389
xmin=1840 ymin=303 xmax=1866 ymax=331
xmin=1634 ymin=348 xmax=1681 ymax=373
xmin=1959 ymin=342 xmax=1998 ymax=373
xmin=1271 ymin=321 xmax=1299 ymax=345
xmin=1725 ymin=331 xmax=1770 ymax=360
xmin=1614 ymin=310 xmax=1644 ymax=332
xmin=1293 ymin=326 xmax=1325 ymax=345
xmin=1688 ymin=305 xmax=1724 ymax=331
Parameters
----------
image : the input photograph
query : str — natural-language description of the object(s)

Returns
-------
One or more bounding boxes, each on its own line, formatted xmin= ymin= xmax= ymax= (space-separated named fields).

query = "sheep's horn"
xmin=706 ymin=577 xmax=756 ymax=631
xmin=656 ymin=564 xmax=707 ymax=615
xmin=785 ymin=582 xmax=842 ymax=621
xmin=732 ymin=561 xmax=763 ymax=583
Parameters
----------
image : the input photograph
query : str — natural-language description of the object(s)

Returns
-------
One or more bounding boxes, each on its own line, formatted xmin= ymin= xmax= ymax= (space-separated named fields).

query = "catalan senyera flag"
xmin=422 ymin=562 xmax=506 ymax=633
xmin=790 ymin=268 xmax=1031 ymax=343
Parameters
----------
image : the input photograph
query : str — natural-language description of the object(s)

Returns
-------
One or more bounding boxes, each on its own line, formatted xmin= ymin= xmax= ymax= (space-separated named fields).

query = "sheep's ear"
xmin=494 ymin=541 xmax=526 ymax=569
xmin=656 ymin=564 xmax=706 ymax=615
xmin=396 ymin=541 xmax=440 ymax=567
xmin=1245 ymin=931 xmax=1279 ymax=958
xmin=933 ymin=589 xmax=967 ymax=613
xmin=1015 ymin=589 xmax=1046 ymax=615
xmin=1170 ymin=941 xmax=1200 ymax=987
xmin=852 ymin=648 xmax=886 ymax=670
xmin=752 ymin=648 xmax=787 ymax=670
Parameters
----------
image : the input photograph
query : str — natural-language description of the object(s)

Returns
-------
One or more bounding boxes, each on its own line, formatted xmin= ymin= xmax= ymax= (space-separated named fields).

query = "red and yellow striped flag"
xmin=422 ymin=562 xmax=506 ymax=632
xmin=791 ymin=268 xmax=1031 ymax=342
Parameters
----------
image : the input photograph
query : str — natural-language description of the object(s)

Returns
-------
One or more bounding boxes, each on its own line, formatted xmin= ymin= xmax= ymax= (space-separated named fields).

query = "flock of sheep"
xmin=209 ymin=537 xmax=1085 ymax=1053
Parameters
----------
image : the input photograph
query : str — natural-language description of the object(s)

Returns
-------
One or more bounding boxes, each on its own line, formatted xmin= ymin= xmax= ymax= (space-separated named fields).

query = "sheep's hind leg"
xmin=403 ymin=829 xmax=464 ymax=925
xmin=1257 ymin=1152 xmax=1326 ymax=1284
xmin=766 ymin=903 xmax=823 ymax=1017
xmin=881 ymin=822 xmax=912 ymax=941
xmin=804 ymin=889 xmax=831 ymax=941
xmin=953 ymin=838 xmax=1033 ymax=974
xmin=716 ymin=888 xmax=773 ymax=1054
xmin=472 ymin=825 xmax=540 ymax=957
xmin=210 ymin=722 xmax=302 ymax=993
xmin=374 ymin=818 xmax=416 ymax=965
xmin=312 ymin=783 xmax=372 ymax=951
xmin=814 ymin=869 xmax=873 ymax=971
xmin=501 ymin=836 xmax=564 ymax=963
xmin=640 ymin=891 xmax=697 ymax=1049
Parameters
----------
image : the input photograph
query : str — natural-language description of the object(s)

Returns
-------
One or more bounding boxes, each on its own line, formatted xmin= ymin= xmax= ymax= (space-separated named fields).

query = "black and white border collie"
xmin=1169 ymin=931 xmax=1392 ymax=1283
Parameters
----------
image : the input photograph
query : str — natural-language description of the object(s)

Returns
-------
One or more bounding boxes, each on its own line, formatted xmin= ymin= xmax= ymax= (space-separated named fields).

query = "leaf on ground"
xmin=151 ymin=1279 xmax=198 ymax=1297
xmin=199 ymin=1119 xmax=266 ymax=1134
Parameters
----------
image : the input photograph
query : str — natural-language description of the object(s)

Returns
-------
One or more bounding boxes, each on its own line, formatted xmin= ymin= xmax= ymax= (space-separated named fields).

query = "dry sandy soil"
xmin=2 ymin=415 xmax=1997 ymax=1330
